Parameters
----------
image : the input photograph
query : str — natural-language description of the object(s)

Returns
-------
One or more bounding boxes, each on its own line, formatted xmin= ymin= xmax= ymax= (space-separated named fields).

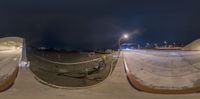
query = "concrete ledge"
xmin=123 ymin=58 xmax=200 ymax=94
xmin=0 ymin=67 xmax=19 ymax=92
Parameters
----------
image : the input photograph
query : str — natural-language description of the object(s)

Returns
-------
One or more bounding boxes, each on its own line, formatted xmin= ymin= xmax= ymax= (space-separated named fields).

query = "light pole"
xmin=118 ymin=34 xmax=129 ymax=51
xmin=164 ymin=41 xmax=167 ymax=47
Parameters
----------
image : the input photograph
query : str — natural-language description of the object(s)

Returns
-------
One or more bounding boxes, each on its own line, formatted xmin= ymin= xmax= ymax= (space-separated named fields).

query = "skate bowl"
xmin=123 ymin=49 xmax=200 ymax=94
xmin=0 ymin=37 xmax=23 ymax=92
xmin=27 ymin=50 xmax=118 ymax=88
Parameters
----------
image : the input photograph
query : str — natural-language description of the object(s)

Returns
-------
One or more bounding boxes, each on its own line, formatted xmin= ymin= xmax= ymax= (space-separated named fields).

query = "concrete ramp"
xmin=183 ymin=39 xmax=200 ymax=51
xmin=124 ymin=49 xmax=200 ymax=94
xmin=0 ymin=37 xmax=23 ymax=92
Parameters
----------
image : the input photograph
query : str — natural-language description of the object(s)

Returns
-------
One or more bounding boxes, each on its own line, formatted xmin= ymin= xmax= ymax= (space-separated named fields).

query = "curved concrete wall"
xmin=0 ymin=37 xmax=23 ymax=43
xmin=124 ymin=66 xmax=200 ymax=94
xmin=0 ymin=37 xmax=24 ymax=92
xmin=183 ymin=39 xmax=200 ymax=51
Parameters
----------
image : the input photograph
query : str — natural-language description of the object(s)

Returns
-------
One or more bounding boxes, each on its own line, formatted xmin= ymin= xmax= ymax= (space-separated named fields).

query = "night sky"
xmin=0 ymin=0 xmax=200 ymax=49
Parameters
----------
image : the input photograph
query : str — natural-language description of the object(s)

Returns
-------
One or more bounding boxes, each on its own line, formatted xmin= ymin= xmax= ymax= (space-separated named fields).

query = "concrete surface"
xmin=183 ymin=39 xmax=200 ymax=51
xmin=0 ymin=48 xmax=21 ymax=91
xmin=1 ymin=50 xmax=200 ymax=98
xmin=123 ymin=50 xmax=200 ymax=91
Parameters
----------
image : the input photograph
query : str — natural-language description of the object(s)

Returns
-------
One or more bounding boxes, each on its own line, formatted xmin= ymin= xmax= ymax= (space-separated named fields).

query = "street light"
xmin=119 ymin=34 xmax=129 ymax=51
xmin=123 ymin=34 xmax=129 ymax=39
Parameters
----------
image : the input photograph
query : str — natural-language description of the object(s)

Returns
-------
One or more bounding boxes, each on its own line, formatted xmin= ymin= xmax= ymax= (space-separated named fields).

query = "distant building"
xmin=105 ymin=49 xmax=113 ymax=53
xmin=37 ymin=47 xmax=48 ymax=50
xmin=121 ymin=43 xmax=140 ymax=49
